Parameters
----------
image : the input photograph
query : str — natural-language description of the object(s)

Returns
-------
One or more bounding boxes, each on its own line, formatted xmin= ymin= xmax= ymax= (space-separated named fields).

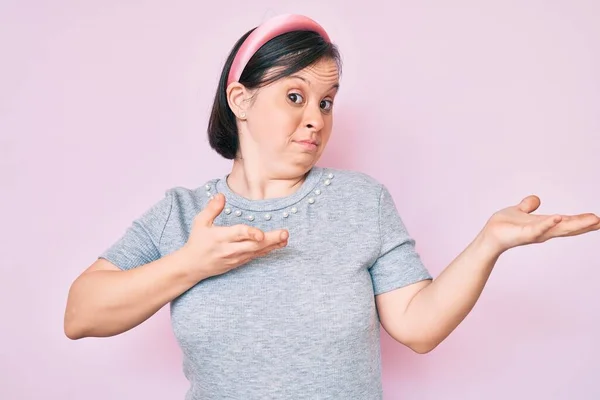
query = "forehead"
xmin=292 ymin=59 xmax=339 ymax=82
xmin=264 ymin=58 xmax=340 ymax=89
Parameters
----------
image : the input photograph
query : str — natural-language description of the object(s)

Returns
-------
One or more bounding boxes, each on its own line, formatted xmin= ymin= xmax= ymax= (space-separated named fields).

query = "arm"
xmin=64 ymin=193 xmax=288 ymax=340
xmin=376 ymin=194 xmax=599 ymax=354
xmin=376 ymin=232 xmax=499 ymax=354
xmin=64 ymin=248 xmax=204 ymax=340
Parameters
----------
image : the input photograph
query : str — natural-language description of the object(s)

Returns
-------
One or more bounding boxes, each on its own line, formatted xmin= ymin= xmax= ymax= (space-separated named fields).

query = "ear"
xmin=226 ymin=82 xmax=250 ymax=120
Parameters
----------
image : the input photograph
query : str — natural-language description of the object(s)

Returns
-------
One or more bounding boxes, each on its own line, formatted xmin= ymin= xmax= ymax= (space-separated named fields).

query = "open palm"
xmin=484 ymin=195 xmax=600 ymax=254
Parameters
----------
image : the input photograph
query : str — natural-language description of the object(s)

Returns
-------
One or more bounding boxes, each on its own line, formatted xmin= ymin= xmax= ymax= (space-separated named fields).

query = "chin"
xmin=275 ymin=159 xmax=317 ymax=178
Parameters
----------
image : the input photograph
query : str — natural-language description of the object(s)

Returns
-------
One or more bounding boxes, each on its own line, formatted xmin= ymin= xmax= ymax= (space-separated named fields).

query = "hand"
xmin=182 ymin=193 xmax=289 ymax=280
xmin=481 ymin=195 xmax=600 ymax=255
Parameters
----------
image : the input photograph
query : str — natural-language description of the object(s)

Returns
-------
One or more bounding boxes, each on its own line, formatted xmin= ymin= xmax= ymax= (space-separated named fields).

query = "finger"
xmin=228 ymin=229 xmax=288 ymax=253
xmin=261 ymin=229 xmax=289 ymax=246
xmin=559 ymin=213 xmax=600 ymax=223
xmin=254 ymin=239 xmax=288 ymax=258
xmin=517 ymin=195 xmax=541 ymax=214
xmin=559 ymin=223 xmax=600 ymax=238
xmin=228 ymin=238 xmax=270 ymax=257
xmin=195 ymin=193 xmax=226 ymax=227
xmin=584 ymin=217 xmax=600 ymax=233
xmin=222 ymin=231 xmax=289 ymax=267
xmin=239 ymin=237 xmax=289 ymax=263
xmin=222 ymin=224 xmax=265 ymax=242
xmin=547 ymin=213 xmax=600 ymax=238
xmin=535 ymin=214 xmax=562 ymax=236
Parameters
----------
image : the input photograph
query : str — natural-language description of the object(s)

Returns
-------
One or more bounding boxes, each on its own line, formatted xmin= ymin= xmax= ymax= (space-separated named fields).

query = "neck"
xmin=227 ymin=158 xmax=310 ymax=200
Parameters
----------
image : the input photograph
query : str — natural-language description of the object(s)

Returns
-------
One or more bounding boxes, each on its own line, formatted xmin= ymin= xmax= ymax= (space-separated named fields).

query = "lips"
xmin=297 ymin=139 xmax=318 ymax=146
xmin=295 ymin=140 xmax=319 ymax=151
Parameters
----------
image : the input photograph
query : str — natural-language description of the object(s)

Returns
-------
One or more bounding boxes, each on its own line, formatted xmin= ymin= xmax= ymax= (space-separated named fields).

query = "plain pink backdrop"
xmin=2 ymin=1 xmax=599 ymax=399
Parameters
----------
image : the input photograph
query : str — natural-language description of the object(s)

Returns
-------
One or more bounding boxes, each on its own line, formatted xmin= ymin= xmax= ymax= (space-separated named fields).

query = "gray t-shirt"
xmin=100 ymin=166 xmax=432 ymax=400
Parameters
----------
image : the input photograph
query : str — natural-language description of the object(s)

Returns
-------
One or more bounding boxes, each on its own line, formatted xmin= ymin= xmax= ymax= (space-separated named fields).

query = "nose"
xmin=304 ymin=103 xmax=325 ymax=131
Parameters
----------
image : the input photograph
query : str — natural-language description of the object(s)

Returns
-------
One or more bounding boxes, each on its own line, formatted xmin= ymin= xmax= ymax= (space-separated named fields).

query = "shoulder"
xmin=162 ymin=180 xmax=219 ymax=216
xmin=323 ymin=166 xmax=385 ymax=196
xmin=318 ymin=167 xmax=389 ymax=217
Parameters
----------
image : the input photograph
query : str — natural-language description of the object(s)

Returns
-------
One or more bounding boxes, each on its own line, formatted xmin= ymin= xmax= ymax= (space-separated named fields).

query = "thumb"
xmin=517 ymin=195 xmax=541 ymax=214
xmin=196 ymin=193 xmax=226 ymax=227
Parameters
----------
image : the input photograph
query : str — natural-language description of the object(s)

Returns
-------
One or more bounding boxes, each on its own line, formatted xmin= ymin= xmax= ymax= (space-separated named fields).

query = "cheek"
xmin=318 ymin=119 xmax=334 ymax=146
xmin=253 ymin=107 xmax=300 ymax=138
xmin=248 ymin=117 xmax=296 ymax=151
xmin=322 ymin=116 xmax=334 ymax=135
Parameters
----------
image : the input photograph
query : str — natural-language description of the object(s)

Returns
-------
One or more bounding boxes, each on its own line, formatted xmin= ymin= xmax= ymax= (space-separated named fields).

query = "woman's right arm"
xmin=64 ymin=248 xmax=204 ymax=340
xmin=64 ymin=193 xmax=288 ymax=340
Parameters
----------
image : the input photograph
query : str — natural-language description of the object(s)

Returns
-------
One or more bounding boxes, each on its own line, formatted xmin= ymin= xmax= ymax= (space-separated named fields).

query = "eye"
xmin=288 ymin=93 xmax=304 ymax=104
xmin=320 ymin=99 xmax=333 ymax=112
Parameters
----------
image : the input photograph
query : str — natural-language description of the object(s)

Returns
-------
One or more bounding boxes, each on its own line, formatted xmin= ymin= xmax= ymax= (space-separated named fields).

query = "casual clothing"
xmin=100 ymin=166 xmax=432 ymax=399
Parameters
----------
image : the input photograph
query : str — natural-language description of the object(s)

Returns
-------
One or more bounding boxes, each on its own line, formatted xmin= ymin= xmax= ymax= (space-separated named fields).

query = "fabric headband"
xmin=227 ymin=14 xmax=331 ymax=87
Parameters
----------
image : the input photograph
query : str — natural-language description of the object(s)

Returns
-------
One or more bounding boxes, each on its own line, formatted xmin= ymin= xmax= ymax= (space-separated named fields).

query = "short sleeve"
xmin=369 ymin=185 xmax=432 ymax=295
xmin=98 ymin=190 xmax=174 ymax=271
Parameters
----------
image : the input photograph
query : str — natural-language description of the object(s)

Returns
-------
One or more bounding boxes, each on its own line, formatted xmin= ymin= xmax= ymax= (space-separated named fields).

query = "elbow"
xmin=405 ymin=337 xmax=440 ymax=354
xmin=64 ymin=311 xmax=87 ymax=340
xmin=410 ymin=342 xmax=437 ymax=354
xmin=388 ymin=329 xmax=439 ymax=354
xmin=64 ymin=325 xmax=83 ymax=341
xmin=64 ymin=296 xmax=90 ymax=340
xmin=64 ymin=280 xmax=93 ymax=340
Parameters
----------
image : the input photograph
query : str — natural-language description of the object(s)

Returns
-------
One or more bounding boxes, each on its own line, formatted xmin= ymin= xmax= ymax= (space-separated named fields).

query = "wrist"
xmin=474 ymin=227 xmax=507 ymax=260
xmin=172 ymin=246 xmax=213 ymax=284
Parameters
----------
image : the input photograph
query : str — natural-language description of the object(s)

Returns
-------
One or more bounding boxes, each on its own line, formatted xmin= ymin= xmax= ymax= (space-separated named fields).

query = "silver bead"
xmin=283 ymin=212 xmax=289 ymax=218
xmin=324 ymin=179 xmax=331 ymax=186
xmin=328 ymin=173 xmax=334 ymax=179
xmin=206 ymin=191 xmax=212 ymax=196
xmin=235 ymin=210 xmax=242 ymax=217
xmin=308 ymin=198 xmax=315 ymax=204
xmin=224 ymin=208 xmax=231 ymax=215
xmin=264 ymin=214 xmax=271 ymax=221
xmin=247 ymin=215 xmax=255 ymax=221
xmin=291 ymin=207 xmax=298 ymax=214
xmin=205 ymin=184 xmax=211 ymax=190
xmin=315 ymin=189 xmax=321 ymax=195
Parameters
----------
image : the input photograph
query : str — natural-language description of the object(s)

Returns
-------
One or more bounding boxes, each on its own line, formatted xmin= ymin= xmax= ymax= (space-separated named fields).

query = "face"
xmin=231 ymin=58 xmax=340 ymax=178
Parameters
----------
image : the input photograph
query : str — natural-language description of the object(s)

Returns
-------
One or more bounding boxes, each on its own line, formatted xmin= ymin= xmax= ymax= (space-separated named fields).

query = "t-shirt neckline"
xmin=215 ymin=166 xmax=325 ymax=212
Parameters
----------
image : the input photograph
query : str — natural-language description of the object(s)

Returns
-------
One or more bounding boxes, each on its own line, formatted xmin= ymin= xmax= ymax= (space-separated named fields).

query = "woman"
xmin=64 ymin=14 xmax=600 ymax=400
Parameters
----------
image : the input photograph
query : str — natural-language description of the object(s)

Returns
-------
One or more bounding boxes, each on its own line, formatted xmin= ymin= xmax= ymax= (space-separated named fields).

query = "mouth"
xmin=295 ymin=140 xmax=319 ymax=151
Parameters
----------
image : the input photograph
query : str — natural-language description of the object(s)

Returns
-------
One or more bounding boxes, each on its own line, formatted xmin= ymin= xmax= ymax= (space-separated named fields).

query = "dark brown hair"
xmin=207 ymin=29 xmax=342 ymax=159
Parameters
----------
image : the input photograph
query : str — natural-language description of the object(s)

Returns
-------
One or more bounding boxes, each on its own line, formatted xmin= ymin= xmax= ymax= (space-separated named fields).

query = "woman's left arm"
xmin=376 ymin=195 xmax=600 ymax=354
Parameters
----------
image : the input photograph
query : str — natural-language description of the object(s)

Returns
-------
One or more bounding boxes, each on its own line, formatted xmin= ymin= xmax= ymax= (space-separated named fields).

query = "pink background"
xmin=2 ymin=1 xmax=599 ymax=399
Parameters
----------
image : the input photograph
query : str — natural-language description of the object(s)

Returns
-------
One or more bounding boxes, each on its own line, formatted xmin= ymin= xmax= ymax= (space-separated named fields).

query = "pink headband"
xmin=227 ymin=14 xmax=331 ymax=86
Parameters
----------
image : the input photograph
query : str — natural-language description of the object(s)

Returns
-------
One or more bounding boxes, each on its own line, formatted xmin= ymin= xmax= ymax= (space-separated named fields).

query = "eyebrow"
xmin=289 ymin=75 xmax=340 ymax=91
